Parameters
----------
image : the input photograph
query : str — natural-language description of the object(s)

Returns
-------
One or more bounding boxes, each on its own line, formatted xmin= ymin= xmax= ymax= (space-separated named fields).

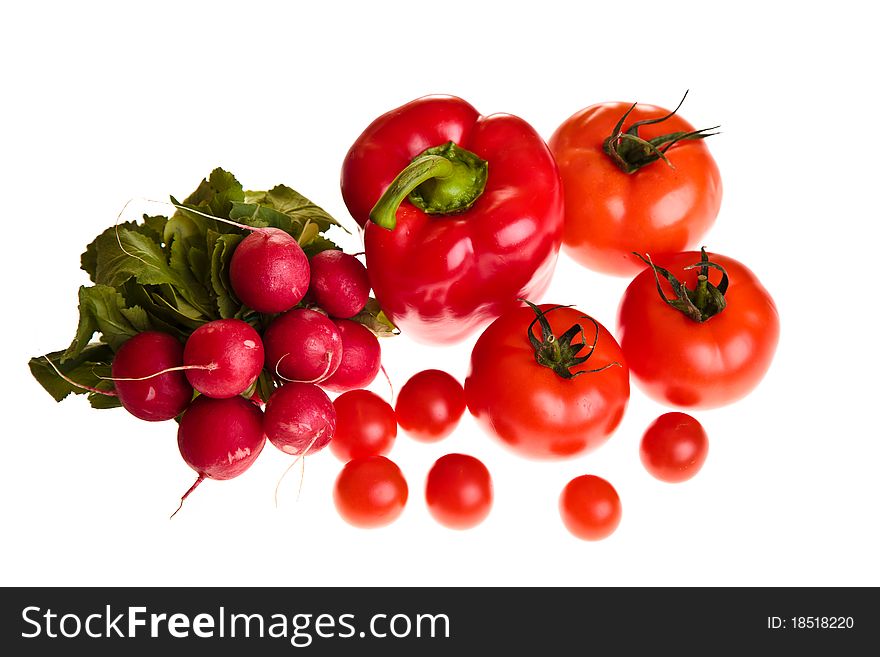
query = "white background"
xmin=2 ymin=1 xmax=878 ymax=587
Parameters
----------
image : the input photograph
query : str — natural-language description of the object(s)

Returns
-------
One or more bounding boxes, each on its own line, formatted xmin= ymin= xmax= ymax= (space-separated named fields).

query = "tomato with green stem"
xmin=465 ymin=301 xmax=629 ymax=459
xmin=549 ymin=92 xmax=721 ymax=276
xmin=617 ymin=248 xmax=779 ymax=409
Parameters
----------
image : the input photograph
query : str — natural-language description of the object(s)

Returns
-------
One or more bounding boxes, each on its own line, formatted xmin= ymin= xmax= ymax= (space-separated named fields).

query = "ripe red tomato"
xmin=425 ymin=454 xmax=493 ymax=530
xmin=559 ymin=475 xmax=621 ymax=541
xmin=330 ymin=390 xmax=397 ymax=462
xmin=549 ymin=96 xmax=721 ymax=276
xmin=333 ymin=455 xmax=408 ymax=528
xmin=640 ymin=412 xmax=709 ymax=483
xmin=465 ymin=302 xmax=629 ymax=459
xmin=395 ymin=369 xmax=466 ymax=442
xmin=617 ymin=249 xmax=779 ymax=408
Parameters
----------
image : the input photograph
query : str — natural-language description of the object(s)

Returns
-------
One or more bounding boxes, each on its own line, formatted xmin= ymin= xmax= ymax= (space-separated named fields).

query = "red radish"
xmin=183 ymin=319 xmax=264 ymax=398
xmin=263 ymin=308 xmax=342 ymax=383
xmin=229 ymin=227 xmax=310 ymax=313
xmin=174 ymin=395 xmax=266 ymax=515
xmin=320 ymin=320 xmax=381 ymax=393
xmin=111 ymin=331 xmax=193 ymax=421
xmin=264 ymin=382 xmax=336 ymax=455
xmin=308 ymin=250 xmax=370 ymax=318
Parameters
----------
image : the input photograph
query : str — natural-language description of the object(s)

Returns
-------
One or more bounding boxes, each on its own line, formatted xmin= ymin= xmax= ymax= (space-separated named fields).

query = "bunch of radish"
xmin=30 ymin=170 xmax=393 ymax=515
xmin=152 ymin=244 xmax=378 ymax=512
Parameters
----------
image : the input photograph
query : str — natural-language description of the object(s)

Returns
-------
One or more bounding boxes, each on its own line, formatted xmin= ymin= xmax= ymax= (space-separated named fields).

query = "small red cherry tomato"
xmin=333 ymin=455 xmax=408 ymax=528
xmin=640 ymin=412 xmax=708 ymax=483
xmin=330 ymin=390 xmax=397 ymax=462
xmin=395 ymin=369 xmax=466 ymax=442
xmin=559 ymin=475 xmax=621 ymax=541
xmin=425 ymin=454 xmax=493 ymax=530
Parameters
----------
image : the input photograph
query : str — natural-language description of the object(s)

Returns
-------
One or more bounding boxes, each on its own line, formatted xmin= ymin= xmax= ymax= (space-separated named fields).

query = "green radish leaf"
xmin=62 ymin=285 xmax=152 ymax=362
xmin=186 ymin=244 xmax=211 ymax=289
xmin=95 ymin=227 xmax=182 ymax=288
xmin=255 ymin=370 xmax=276 ymax=405
xmin=29 ymin=344 xmax=116 ymax=402
xmin=88 ymin=392 xmax=123 ymax=409
xmin=119 ymin=306 xmax=152 ymax=331
xmin=351 ymin=297 xmax=399 ymax=337
xmin=142 ymin=214 xmax=168 ymax=242
xmin=154 ymin=284 xmax=207 ymax=324
xmin=82 ymin=220 xmax=166 ymax=283
xmin=183 ymin=167 xmax=244 ymax=218
xmin=119 ymin=281 xmax=190 ymax=340
xmin=164 ymin=201 xmax=209 ymax=249
xmin=301 ymin=235 xmax=340 ymax=258
xmin=207 ymin=231 xmax=243 ymax=318
xmin=229 ymin=202 xmax=300 ymax=234
xmin=169 ymin=237 xmax=213 ymax=315
xmin=297 ymin=221 xmax=320 ymax=247
xmin=246 ymin=185 xmax=348 ymax=234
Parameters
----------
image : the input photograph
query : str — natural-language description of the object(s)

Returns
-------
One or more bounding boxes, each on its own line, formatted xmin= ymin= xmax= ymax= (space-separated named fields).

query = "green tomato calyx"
xmin=635 ymin=247 xmax=729 ymax=322
xmin=521 ymin=299 xmax=620 ymax=380
xmin=603 ymin=90 xmax=719 ymax=174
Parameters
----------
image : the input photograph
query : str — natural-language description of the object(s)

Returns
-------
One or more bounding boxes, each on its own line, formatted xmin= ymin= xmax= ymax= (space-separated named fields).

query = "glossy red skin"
xmin=177 ymin=395 xmax=265 ymax=480
xmin=112 ymin=331 xmax=192 ymax=421
xmin=320 ymin=320 xmax=381 ymax=393
xmin=341 ymin=95 xmax=564 ymax=344
xmin=640 ymin=412 xmax=709 ymax=483
xmin=465 ymin=304 xmax=630 ymax=460
xmin=425 ymin=454 xmax=493 ymax=530
xmin=264 ymin=382 xmax=335 ymax=455
xmin=184 ymin=319 xmax=264 ymax=398
xmin=333 ymin=455 xmax=408 ymax=529
xmin=330 ymin=390 xmax=397 ymax=461
xmin=617 ymin=251 xmax=779 ymax=409
xmin=549 ymin=102 xmax=722 ymax=276
xmin=308 ymin=250 xmax=370 ymax=319
xmin=395 ymin=369 xmax=465 ymax=442
xmin=559 ymin=475 xmax=621 ymax=541
xmin=229 ymin=228 xmax=310 ymax=312
xmin=263 ymin=309 xmax=342 ymax=383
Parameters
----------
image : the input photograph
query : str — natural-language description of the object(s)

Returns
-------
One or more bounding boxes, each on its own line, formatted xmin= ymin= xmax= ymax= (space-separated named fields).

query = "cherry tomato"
xmin=559 ymin=475 xmax=621 ymax=541
xmin=465 ymin=302 xmax=629 ymax=459
xmin=329 ymin=390 xmax=397 ymax=462
xmin=395 ymin=369 xmax=466 ymax=442
xmin=617 ymin=249 xmax=779 ymax=408
xmin=333 ymin=455 xmax=408 ymax=528
xmin=549 ymin=95 xmax=721 ymax=276
xmin=640 ymin=412 xmax=709 ymax=483
xmin=425 ymin=454 xmax=493 ymax=530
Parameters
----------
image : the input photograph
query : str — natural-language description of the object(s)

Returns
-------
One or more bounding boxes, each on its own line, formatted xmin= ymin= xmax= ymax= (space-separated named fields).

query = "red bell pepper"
xmin=341 ymin=95 xmax=564 ymax=344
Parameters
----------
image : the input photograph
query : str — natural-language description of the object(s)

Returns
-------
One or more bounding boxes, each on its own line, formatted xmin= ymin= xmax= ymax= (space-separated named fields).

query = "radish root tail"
xmin=273 ymin=431 xmax=323 ymax=508
xmin=43 ymin=356 xmax=117 ymax=397
xmin=274 ymin=352 xmax=335 ymax=384
xmin=97 ymin=362 xmax=218 ymax=382
xmin=170 ymin=475 xmax=204 ymax=519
